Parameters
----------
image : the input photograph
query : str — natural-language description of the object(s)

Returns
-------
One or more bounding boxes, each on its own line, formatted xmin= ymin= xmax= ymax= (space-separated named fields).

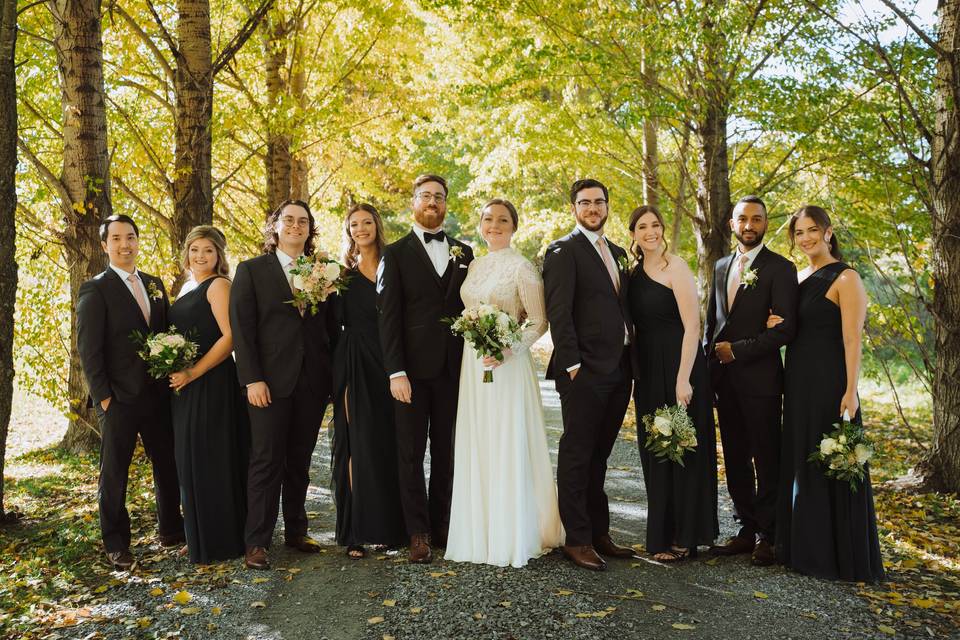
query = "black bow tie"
xmin=423 ymin=230 xmax=445 ymax=244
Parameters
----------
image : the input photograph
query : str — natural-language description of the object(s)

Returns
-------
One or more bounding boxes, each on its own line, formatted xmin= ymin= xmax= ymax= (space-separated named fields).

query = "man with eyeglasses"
xmin=230 ymin=199 xmax=338 ymax=570
xmin=377 ymin=174 xmax=474 ymax=564
xmin=543 ymin=178 xmax=636 ymax=571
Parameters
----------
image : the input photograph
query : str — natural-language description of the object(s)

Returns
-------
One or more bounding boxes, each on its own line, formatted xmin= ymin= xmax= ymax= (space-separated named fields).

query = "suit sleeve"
xmin=730 ymin=259 xmax=799 ymax=362
xmin=703 ymin=260 xmax=721 ymax=349
xmin=542 ymin=242 xmax=580 ymax=372
xmin=229 ymin=261 xmax=264 ymax=386
xmin=158 ymin=277 xmax=171 ymax=329
xmin=377 ymin=246 xmax=406 ymax=376
xmin=76 ymin=280 xmax=112 ymax=404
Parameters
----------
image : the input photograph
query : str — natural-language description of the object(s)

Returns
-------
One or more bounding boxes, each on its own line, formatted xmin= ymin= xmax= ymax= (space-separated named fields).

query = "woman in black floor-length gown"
xmin=332 ymin=204 xmax=405 ymax=556
xmin=628 ymin=206 xmax=718 ymax=559
xmin=169 ymin=226 xmax=248 ymax=564
xmin=775 ymin=208 xmax=883 ymax=583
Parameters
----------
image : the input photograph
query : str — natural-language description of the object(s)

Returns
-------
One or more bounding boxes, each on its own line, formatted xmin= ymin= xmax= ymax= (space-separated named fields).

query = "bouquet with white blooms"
xmin=446 ymin=303 xmax=530 ymax=383
xmin=642 ymin=404 xmax=698 ymax=466
xmin=807 ymin=413 xmax=874 ymax=491
xmin=131 ymin=326 xmax=199 ymax=384
xmin=288 ymin=251 xmax=349 ymax=315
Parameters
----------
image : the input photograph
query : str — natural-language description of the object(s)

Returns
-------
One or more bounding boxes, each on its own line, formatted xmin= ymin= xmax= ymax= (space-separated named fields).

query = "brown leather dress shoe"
xmin=159 ymin=532 xmax=186 ymax=548
xmin=751 ymin=539 xmax=776 ymax=566
xmin=710 ymin=535 xmax=755 ymax=556
xmin=562 ymin=545 xmax=606 ymax=571
xmin=284 ymin=535 xmax=322 ymax=553
xmin=105 ymin=549 xmax=135 ymax=571
xmin=408 ymin=533 xmax=433 ymax=564
xmin=593 ymin=534 xmax=638 ymax=559
xmin=245 ymin=546 xmax=270 ymax=570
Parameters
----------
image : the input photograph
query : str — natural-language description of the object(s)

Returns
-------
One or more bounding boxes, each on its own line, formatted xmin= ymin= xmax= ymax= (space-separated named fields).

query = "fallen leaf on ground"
xmin=555 ymin=589 xmax=573 ymax=596
xmin=672 ymin=623 xmax=696 ymax=630
xmin=383 ymin=599 xmax=397 ymax=607
xmin=499 ymin=601 xmax=511 ymax=607
xmin=754 ymin=592 xmax=768 ymax=599
xmin=877 ymin=624 xmax=896 ymax=635
xmin=368 ymin=616 xmax=385 ymax=624
xmin=172 ymin=590 xmax=192 ymax=605
xmin=652 ymin=605 xmax=666 ymax=611
xmin=250 ymin=601 xmax=266 ymax=609
xmin=252 ymin=577 xmax=269 ymax=584
xmin=180 ymin=607 xmax=201 ymax=615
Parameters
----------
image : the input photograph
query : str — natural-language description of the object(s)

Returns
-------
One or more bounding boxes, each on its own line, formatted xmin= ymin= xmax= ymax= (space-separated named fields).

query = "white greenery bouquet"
xmin=288 ymin=251 xmax=349 ymax=315
xmin=807 ymin=413 xmax=874 ymax=491
xmin=642 ymin=404 xmax=698 ymax=466
xmin=132 ymin=326 xmax=199 ymax=383
xmin=446 ymin=303 xmax=530 ymax=383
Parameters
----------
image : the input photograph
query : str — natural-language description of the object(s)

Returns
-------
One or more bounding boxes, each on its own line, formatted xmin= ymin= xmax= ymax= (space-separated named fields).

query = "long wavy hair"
xmin=263 ymin=199 xmax=317 ymax=256
xmin=181 ymin=225 xmax=230 ymax=279
xmin=342 ymin=203 xmax=386 ymax=269
xmin=628 ymin=204 xmax=670 ymax=270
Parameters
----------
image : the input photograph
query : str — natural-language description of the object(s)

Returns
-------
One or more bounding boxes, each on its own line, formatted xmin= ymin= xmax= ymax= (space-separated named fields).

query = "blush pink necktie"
xmin=597 ymin=238 xmax=620 ymax=293
xmin=128 ymin=273 xmax=150 ymax=324
xmin=727 ymin=254 xmax=749 ymax=311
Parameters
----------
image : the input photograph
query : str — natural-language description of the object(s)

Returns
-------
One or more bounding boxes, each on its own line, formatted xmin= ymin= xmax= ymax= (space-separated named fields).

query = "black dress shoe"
xmin=710 ymin=535 xmax=755 ymax=556
xmin=284 ymin=535 xmax=322 ymax=553
xmin=105 ymin=549 xmax=135 ymax=570
xmin=562 ymin=545 xmax=606 ymax=571
xmin=593 ymin=534 xmax=638 ymax=559
xmin=159 ymin=532 xmax=186 ymax=548
xmin=751 ymin=539 xmax=776 ymax=566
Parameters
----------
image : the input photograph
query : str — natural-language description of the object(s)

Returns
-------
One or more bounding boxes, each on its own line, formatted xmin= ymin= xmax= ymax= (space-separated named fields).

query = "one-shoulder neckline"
xmin=800 ymin=261 xmax=849 ymax=285
xmin=637 ymin=265 xmax=673 ymax=292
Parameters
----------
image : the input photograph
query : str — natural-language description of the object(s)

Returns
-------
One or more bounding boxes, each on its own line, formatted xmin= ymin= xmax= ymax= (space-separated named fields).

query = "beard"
xmin=734 ymin=228 xmax=765 ymax=248
xmin=414 ymin=206 xmax=445 ymax=230
xmin=576 ymin=211 xmax=608 ymax=232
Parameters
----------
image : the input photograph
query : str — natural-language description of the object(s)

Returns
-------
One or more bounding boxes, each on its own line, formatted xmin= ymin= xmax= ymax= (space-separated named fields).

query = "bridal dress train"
xmin=445 ymin=247 xmax=564 ymax=568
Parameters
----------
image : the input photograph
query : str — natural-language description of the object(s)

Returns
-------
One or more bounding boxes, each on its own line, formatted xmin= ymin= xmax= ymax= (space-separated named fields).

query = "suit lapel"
xmin=406 ymin=231 xmax=443 ymax=288
xmin=141 ymin=273 xmax=163 ymax=331
xmin=573 ymin=230 xmax=618 ymax=297
xmin=267 ymin=254 xmax=301 ymax=320
xmin=444 ymin=239 xmax=465 ymax=300
xmin=718 ymin=253 xmax=734 ymax=316
xmin=104 ymin=268 xmax=149 ymax=330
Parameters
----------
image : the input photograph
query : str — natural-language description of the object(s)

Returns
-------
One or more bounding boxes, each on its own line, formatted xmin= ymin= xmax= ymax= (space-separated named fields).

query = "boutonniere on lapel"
xmin=617 ymin=254 xmax=630 ymax=274
xmin=741 ymin=266 xmax=759 ymax=290
xmin=147 ymin=281 xmax=163 ymax=301
xmin=448 ymin=245 xmax=464 ymax=262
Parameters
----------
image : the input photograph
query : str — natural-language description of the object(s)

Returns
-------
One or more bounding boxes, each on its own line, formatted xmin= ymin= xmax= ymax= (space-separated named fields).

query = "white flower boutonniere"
xmin=617 ymin=254 xmax=630 ymax=273
xmin=741 ymin=266 xmax=759 ymax=289
xmin=449 ymin=245 xmax=464 ymax=262
xmin=147 ymin=281 xmax=163 ymax=301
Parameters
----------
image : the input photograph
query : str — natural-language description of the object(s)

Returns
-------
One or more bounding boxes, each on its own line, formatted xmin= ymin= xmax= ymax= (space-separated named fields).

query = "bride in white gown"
xmin=445 ymin=199 xmax=564 ymax=568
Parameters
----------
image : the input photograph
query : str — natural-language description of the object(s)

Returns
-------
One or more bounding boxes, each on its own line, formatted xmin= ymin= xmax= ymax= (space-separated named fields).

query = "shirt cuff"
xmin=389 ymin=371 xmax=407 ymax=379
xmin=566 ymin=363 xmax=580 ymax=373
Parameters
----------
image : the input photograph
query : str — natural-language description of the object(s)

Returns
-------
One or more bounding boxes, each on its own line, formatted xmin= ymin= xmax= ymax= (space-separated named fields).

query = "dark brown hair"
xmin=99 ymin=214 xmax=139 ymax=241
xmin=413 ymin=174 xmax=448 ymax=196
xmin=181 ymin=225 xmax=230 ymax=279
xmin=628 ymin=205 xmax=670 ymax=270
xmin=343 ymin=203 xmax=386 ymax=269
xmin=570 ymin=178 xmax=608 ymax=204
xmin=734 ymin=194 xmax=767 ymax=217
xmin=788 ymin=204 xmax=842 ymax=260
xmin=481 ymin=198 xmax=519 ymax=230
xmin=263 ymin=199 xmax=317 ymax=256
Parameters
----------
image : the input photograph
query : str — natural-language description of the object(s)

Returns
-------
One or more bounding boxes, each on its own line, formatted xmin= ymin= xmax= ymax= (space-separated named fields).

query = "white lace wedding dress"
xmin=444 ymin=247 xmax=564 ymax=567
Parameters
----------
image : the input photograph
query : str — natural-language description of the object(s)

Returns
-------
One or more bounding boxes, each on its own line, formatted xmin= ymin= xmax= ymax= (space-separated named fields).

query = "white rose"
xmin=323 ymin=262 xmax=341 ymax=282
xmin=653 ymin=416 xmax=672 ymax=437
xmin=149 ymin=344 xmax=163 ymax=357
xmin=838 ymin=434 xmax=847 ymax=445
xmin=820 ymin=437 xmax=838 ymax=456
xmin=854 ymin=443 xmax=873 ymax=465
xmin=292 ymin=274 xmax=306 ymax=290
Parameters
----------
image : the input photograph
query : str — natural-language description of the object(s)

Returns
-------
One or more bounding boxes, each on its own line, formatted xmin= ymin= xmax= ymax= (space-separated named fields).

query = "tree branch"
xmin=113 ymin=175 xmax=175 ymax=236
xmin=212 ymin=0 xmax=275 ymax=76
xmin=112 ymin=2 xmax=175 ymax=85
xmin=871 ymin=0 xmax=944 ymax=56
xmin=16 ymin=137 xmax=71 ymax=208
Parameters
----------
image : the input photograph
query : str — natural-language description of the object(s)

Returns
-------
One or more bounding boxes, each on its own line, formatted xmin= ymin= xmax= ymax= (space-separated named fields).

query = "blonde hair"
xmin=181 ymin=225 xmax=230 ymax=279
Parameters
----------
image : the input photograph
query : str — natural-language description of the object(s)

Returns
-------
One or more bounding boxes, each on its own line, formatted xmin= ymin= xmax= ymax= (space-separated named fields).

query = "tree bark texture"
xmin=263 ymin=12 xmax=291 ymax=212
xmin=52 ymin=0 xmax=112 ymax=453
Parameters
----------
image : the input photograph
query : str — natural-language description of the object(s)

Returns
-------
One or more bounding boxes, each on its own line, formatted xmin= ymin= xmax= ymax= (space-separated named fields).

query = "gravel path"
xmin=33 ymin=366 xmax=929 ymax=639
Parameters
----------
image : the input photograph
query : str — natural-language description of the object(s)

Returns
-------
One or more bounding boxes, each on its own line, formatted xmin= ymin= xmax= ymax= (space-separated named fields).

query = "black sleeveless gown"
xmin=332 ymin=269 xmax=406 ymax=547
xmin=169 ymin=276 xmax=248 ymax=564
xmin=776 ymin=262 xmax=884 ymax=582
xmin=629 ymin=266 xmax=718 ymax=553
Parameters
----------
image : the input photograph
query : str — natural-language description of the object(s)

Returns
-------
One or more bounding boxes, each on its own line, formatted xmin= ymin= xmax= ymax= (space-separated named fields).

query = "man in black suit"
xmin=542 ymin=178 xmax=635 ymax=571
xmin=377 ymin=174 xmax=473 ymax=564
xmin=77 ymin=214 xmax=184 ymax=570
xmin=704 ymin=195 xmax=798 ymax=566
xmin=230 ymin=200 xmax=337 ymax=570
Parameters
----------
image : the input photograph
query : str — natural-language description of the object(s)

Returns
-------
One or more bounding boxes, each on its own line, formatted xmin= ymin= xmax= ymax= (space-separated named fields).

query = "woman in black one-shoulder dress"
xmin=168 ymin=226 xmax=248 ymax=564
xmin=774 ymin=206 xmax=883 ymax=582
xmin=331 ymin=204 xmax=405 ymax=558
xmin=627 ymin=206 xmax=718 ymax=561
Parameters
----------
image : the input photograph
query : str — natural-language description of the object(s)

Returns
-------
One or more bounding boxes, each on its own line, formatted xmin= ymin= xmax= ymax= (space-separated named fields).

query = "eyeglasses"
xmin=576 ymin=199 xmax=608 ymax=208
xmin=280 ymin=216 xmax=310 ymax=228
xmin=415 ymin=192 xmax=446 ymax=204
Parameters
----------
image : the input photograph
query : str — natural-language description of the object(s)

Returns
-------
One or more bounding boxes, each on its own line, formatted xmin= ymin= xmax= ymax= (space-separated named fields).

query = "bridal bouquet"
xmin=807 ymin=413 xmax=873 ymax=491
xmin=446 ymin=303 xmax=530 ymax=383
xmin=131 ymin=326 xmax=199 ymax=381
xmin=287 ymin=252 xmax=349 ymax=315
xmin=642 ymin=405 xmax=698 ymax=466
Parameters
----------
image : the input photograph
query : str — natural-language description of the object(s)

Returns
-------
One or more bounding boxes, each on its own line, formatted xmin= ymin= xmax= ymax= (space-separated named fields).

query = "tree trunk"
xmin=173 ymin=0 xmax=213 ymax=267
xmin=0 ymin=0 xmax=18 ymax=514
xmin=672 ymin=128 xmax=691 ymax=249
xmin=693 ymin=100 xmax=732 ymax=303
xmin=289 ymin=21 xmax=309 ymax=203
xmin=921 ymin=0 xmax=960 ymax=493
xmin=52 ymin=0 xmax=111 ymax=453
xmin=641 ymin=49 xmax=659 ymax=208
xmin=263 ymin=13 xmax=291 ymax=212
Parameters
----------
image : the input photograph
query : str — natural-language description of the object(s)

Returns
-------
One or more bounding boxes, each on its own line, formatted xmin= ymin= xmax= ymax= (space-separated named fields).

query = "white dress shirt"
xmin=109 ymin=263 xmax=151 ymax=322
xmin=725 ymin=242 xmax=764 ymax=292
xmin=412 ymin=223 xmax=450 ymax=276
xmin=276 ymin=248 xmax=300 ymax=286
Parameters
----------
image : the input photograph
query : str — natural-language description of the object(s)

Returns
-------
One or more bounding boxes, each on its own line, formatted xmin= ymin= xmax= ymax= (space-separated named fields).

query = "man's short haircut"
xmin=413 ymin=174 xmax=448 ymax=196
xmin=99 ymin=214 xmax=139 ymax=241
xmin=734 ymin=195 xmax=767 ymax=217
xmin=570 ymin=178 xmax=609 ymax=204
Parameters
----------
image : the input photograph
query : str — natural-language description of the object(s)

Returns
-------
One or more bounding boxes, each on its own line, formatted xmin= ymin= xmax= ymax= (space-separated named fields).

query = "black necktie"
xmin=423 ymin=230 xmax=445 ymax=244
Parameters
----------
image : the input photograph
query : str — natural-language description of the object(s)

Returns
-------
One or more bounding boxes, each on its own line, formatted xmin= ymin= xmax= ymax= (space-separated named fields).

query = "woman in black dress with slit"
xmin=332 ymin=204 xmax=405 ymax=558
xmin=773 ymin=205 xmax=883 ymax=582
xmin=168 ymin=226 xmax=248 ymax=564
xmin=627 ymin=206 xmax=718 ymax=561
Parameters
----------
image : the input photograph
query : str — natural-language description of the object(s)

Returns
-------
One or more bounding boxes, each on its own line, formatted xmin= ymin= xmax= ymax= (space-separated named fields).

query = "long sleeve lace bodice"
xmin=460 ymin=247 xmax=547 ymax=351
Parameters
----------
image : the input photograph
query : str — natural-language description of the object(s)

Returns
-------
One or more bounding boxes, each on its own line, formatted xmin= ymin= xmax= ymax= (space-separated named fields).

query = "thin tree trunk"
xmin=263 ymin=12 xmax=291 ymax=212
xmin=173 ymin=0 xmax=213 ymax=277
xmin=52 ymin=0 xmax=111 ymax=453
xmin=641 ymin=50 xmax=659 ymax=208
xmin=920 ymin=0 xmax=960 ymax=493
xmin=693 ymin=99 xmax=732 ymax=303
xmin=672 ymin=128 xmax=691 ymax=249
xmin=0 ymin=0 xmax=18 ymax=514
xmin=289 ymin=19 xmax=309 ymax=203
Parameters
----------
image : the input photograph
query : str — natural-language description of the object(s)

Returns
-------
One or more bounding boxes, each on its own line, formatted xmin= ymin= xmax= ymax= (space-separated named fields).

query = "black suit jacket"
xmin=704 ymin=245 xmax=799 ymax=397
xmin=376 ymin=231 xmax=474 ymax=380
xmin=76 ymin=267 xmax=171 ymax=406
xmin=542 ymin=228 xmax=633 ymax=379
xmin=229 ymin=253 xmax=337 ymax=400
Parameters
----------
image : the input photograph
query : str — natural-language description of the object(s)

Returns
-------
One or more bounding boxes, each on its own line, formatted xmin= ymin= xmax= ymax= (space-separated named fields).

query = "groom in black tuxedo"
xmin=77 ymin=214 xmax=184 ymax=570
xmin=377 ymin=174 xmax=473 ymax=564
xmin=230 ymin=200 xmax=337 ymax=570
xmin=543 ymin=179 xmax=635 ymax=571
xmin=705 ymin=195 xmax=798 ymax=566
